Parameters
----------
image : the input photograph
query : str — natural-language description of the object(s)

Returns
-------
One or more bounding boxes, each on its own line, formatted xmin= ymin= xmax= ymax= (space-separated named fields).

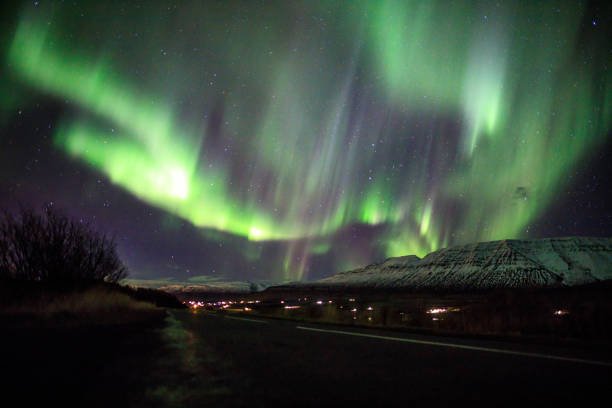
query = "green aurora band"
xmin=5 ymin=1 xmax=611 ymax=280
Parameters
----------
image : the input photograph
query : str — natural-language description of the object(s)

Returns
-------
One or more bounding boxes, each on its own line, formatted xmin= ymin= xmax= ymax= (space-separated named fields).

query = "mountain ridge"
xmin=311 ymin=237 xmax=612 ymax=290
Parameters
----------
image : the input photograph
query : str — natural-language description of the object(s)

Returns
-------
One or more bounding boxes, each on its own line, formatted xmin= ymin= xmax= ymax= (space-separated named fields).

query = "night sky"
xmin=1 ymin=0 xmax=611 ymax=284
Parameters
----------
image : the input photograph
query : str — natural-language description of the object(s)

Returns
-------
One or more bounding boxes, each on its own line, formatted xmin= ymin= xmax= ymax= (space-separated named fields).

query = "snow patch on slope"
xmin=315 ymin=237 xmax=612 ymax=290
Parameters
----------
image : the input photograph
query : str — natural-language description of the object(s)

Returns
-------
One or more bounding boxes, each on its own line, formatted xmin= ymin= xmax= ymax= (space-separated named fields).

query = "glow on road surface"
xmin=296 ymin=326 xmax=612 ymax=367
xmin=223 ymin=316 xmax=269 ymax=324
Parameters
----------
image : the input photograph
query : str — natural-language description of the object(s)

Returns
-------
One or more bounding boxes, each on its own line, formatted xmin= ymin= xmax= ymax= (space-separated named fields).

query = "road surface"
xmin=174 ymin=310 xmax=612 ymax=406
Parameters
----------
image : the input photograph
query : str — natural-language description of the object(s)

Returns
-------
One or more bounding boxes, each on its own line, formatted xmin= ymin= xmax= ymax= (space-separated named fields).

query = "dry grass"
xmin=0 ymin=286 xmax=162 ymax=327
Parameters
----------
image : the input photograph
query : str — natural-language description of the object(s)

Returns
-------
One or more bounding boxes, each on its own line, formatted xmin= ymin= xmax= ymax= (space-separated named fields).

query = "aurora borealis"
xmin=1 ymin=0 xmax=611 ymax=283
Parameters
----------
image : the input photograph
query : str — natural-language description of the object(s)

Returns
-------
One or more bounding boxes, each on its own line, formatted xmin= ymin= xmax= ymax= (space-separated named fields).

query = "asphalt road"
xmin=174 ymin=310 xmax=612 ymax=407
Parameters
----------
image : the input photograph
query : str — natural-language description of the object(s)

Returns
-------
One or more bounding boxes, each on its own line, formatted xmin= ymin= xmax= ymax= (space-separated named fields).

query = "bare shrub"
xmin=0 ymin=206 xmax=127 ymax=283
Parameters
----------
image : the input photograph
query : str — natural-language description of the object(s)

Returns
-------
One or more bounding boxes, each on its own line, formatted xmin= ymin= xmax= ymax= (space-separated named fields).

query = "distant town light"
xmin=426 ymin=307 xmax=461 ymax=314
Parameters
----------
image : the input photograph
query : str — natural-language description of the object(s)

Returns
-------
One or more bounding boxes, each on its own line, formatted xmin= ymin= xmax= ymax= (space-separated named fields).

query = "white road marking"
xmin=225 ymin=315 xmax=269 ymax=324
xmin=296 ymin=326 xmax=612 ymax=367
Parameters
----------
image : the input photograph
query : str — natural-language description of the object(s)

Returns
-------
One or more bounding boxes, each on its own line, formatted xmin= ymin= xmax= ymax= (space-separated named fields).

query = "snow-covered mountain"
xmin=127 ymin=279 xmax=279 ymax=295
xmin=158 ymin=281 xmax=270 ymax=294
xmin=313 ymin=237 xmax=612 ymax=290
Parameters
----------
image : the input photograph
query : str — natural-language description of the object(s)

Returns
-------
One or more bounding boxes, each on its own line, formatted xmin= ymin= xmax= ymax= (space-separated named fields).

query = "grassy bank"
xmin=0 ymin=282 xmax=221 ymax=407
xmin=0 ymin=281 xmax=184 ymax=327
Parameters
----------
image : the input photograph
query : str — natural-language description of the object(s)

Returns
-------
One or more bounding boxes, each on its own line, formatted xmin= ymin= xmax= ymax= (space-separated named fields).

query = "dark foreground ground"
xmin=1 ymin=317 xmax=168 ymax=407
xmin=3 ymin=309 xmax=612 ymax=407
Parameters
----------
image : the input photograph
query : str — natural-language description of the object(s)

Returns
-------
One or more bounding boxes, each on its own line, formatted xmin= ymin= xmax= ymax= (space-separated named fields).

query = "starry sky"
xmin=1 ymin=0 xmax=611 ymax=284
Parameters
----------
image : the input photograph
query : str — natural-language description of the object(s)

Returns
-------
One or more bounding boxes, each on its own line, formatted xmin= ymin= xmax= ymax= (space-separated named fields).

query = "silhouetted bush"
xmin=0 ymin=206 xmax=127 ymax=283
